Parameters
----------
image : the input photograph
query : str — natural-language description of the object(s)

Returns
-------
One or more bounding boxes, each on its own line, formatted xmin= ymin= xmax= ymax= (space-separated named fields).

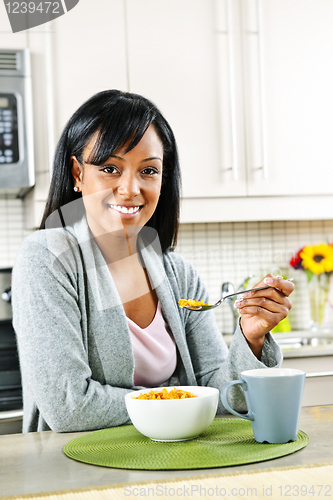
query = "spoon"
xmin=181 ymin=278 xmax=294 ymax=311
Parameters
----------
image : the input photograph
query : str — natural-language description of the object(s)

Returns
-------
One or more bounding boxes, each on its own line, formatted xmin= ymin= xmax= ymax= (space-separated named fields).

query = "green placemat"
xmin=63 ymin=419 xmax=309 ymax=470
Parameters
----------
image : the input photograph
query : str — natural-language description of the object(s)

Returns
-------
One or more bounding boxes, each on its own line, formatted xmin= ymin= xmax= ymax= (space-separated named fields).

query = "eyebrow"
xmin=110 ymin=154 xmax=162 ymax=163
xmin=142 ymin=156 xmax=163 ymax=163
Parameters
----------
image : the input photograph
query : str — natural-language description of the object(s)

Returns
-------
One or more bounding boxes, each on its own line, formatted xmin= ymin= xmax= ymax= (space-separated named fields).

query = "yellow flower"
xmin=300 ymin=244 xmax=333 ymax=275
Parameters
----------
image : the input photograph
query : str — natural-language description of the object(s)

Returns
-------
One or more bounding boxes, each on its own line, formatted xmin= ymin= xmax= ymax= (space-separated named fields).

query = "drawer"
xmin=0 ymin=409 xmax=23 ymax=435
xmin=0 ymin=370 xmax=21 ymax=388
xmin=282 ymin=357 xmax=333 ymax=406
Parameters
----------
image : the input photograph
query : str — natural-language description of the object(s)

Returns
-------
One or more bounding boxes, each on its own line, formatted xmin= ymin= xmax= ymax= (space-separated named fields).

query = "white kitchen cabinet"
xmin=50 ymin=0 xmax=128 ymax=142
xmin=50 ymin=0 xmax=333 ymax=204
xmin=0 ymin=0 xmax=129 ymax=228
xmin=126 ymin=0 xmax=247 ymax=199
xmin=225 ymin=332 xmax=333 ymax=406
xmin=242 ymin=0 xmax=333 ymax=197
xmin=126 ymin=0 xmax=333 ymax=222
xmin=27 ymin=0 xmax=129 ymax=228
xmin=2 ymin=0 xmax=333 ymax=226
xmin=282 ymin=356 xmax=333 ymax=406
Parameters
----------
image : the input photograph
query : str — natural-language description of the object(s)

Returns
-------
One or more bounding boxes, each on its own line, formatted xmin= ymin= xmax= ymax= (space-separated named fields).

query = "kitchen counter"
xmin=224 ymin=331 xmax=333 ymax=358
xmin=0 ymin=405 xmax=332 ymax=498
xmin=273 ymin=331 xmax=333 ymax=358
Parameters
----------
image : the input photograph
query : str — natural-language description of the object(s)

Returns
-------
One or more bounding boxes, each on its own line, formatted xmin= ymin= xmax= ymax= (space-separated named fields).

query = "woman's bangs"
xmin=85 ymin=104 xmax=154 ymax=165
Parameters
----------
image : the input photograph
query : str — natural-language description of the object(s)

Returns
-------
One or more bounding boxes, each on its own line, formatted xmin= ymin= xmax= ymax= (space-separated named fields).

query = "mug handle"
xmin=221 ymin=380 xmax=254 ymax=421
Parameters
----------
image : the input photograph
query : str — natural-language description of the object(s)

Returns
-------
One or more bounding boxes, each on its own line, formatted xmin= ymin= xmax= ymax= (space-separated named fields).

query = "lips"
xmin=108 ymin=204 xmax=143 ymax=215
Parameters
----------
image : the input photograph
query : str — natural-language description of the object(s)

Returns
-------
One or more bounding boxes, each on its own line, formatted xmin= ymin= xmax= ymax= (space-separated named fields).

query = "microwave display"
xmin=0 ymin=93 xmax=19 ymax=165
xmin=0 ymin=97 xmax=9 ymax=107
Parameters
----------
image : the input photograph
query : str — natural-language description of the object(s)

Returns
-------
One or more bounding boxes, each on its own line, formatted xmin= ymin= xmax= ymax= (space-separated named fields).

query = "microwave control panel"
xmin=0 ymin=93 xmax=19 ymax=165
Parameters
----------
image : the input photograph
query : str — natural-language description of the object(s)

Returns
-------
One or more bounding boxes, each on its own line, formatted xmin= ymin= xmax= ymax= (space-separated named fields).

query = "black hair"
xmin=39 ymin=89 xmax=181 ymax=252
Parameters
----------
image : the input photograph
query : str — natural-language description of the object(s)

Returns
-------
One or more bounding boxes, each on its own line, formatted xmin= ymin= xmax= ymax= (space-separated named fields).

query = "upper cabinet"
xmin=1 ymin=0 xmax=333 ymax=225
xmin=126 ymin=0 xmax=248 ymax=199
xmin=51 ymin=0 xmax=128 ymax=141
xmin=126 ymin=0 xmax=333 ymax=222
xmin=0 ymin=0 xmax=129 ymax=228
xmin=242 ymin=0 xmax=333 ymax=197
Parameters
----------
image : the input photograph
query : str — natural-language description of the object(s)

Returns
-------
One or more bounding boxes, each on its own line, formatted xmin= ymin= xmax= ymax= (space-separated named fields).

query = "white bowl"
xmin=124 ymin=386 xmax=219 ymax=442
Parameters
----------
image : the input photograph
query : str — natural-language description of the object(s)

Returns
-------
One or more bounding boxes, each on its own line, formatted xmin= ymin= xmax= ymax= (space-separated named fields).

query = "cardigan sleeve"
xmin=12 ymin=232 xmax=132 ymax=432
xmin=165 ymin=252 xmax=283 ymax=413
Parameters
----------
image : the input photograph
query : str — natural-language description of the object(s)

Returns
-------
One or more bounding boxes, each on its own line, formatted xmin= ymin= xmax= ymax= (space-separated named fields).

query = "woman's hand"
xmin=235 ymin=275 xmax=294 ymax=359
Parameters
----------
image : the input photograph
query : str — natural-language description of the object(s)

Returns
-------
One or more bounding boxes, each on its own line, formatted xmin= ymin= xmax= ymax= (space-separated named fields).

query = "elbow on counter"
xmin=31 ymin=397 xmax=132 ymax=433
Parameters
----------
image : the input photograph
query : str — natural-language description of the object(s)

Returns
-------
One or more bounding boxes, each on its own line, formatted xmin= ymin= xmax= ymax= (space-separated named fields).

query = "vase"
xmin=308 ymin=273 xmax=331 ymax=332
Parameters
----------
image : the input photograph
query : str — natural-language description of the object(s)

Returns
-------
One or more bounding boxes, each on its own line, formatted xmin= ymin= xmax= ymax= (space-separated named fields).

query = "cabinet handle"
xmin=44 ymin=24 xmax=56 ymax=175
xmin=226 ymin=0 xmax=238 ymax=181
xmin=306 ymin=371 xmax=333 ymax=378
xmin=257 ymin=0 xmax=268 ymax=179
xmin=0 ymin=409 xmax=23 ymax=421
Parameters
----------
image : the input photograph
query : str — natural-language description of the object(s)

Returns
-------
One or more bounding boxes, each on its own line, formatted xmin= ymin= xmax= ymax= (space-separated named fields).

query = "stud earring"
xmin=74 ymin=186 xmax=80 ymax=192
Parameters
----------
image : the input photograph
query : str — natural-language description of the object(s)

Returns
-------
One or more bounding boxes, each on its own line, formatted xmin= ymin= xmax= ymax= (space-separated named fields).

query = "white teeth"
xmin=109 ymin=205 xmax=140 ymax=214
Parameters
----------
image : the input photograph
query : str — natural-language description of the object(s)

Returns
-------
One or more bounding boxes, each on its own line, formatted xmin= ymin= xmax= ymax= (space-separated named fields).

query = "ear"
xmin=71 ymin=156 xmax=83 ymax=189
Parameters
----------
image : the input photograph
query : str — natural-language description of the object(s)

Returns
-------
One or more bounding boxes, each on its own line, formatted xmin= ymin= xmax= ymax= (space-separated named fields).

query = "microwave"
xmin=0 ymin=49 xmax=34 ymax=197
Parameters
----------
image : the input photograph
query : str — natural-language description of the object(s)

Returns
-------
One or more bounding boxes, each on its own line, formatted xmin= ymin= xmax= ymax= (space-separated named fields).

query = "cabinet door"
xmin=52 ymin=0 xmax=128 ymax=138
xmin=126 ymin=0 xmax=247 ymax=198
xmin=282 ymin=356 xmax=333 ymax=406
xmin=243 ymin=0 xmax=333 ymax=196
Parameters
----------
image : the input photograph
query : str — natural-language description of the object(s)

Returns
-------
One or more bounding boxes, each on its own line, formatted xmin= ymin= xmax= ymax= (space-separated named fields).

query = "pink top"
xmin=127 ymin=302 xmax=177 ymax=387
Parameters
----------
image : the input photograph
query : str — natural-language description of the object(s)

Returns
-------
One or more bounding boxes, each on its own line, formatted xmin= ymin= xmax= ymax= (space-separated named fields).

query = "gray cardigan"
xmin=12 ymin=216 xmax=282 ymax=433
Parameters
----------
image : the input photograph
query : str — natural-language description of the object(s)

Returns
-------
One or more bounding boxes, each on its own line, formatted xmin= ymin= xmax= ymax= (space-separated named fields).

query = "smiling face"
xmin=71 ymin=125 xmax=164 ymax=240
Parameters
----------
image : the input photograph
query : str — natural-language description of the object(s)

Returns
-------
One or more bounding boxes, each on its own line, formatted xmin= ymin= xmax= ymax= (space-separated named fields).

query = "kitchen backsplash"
xmin=176 ymin=220 xmax=333 ymax=334
xmin=0 ymin=197 xmax=31 ymax=269
xmin=2 ymin=197 xmax=333 ymax=334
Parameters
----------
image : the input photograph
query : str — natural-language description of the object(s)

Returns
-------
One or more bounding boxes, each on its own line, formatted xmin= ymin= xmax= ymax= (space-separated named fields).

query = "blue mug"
xmin=221 ymin=368 xmax=306 ymax=444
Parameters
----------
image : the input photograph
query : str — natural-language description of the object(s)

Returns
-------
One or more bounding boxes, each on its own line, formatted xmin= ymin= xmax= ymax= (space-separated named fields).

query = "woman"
xmin=12 ymin=90 xmax=293 ymax=433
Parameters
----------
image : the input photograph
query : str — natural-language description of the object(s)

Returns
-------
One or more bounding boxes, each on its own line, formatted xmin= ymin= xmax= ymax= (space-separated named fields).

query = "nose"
xmin=117 ymin=171 xmax=140 ymax=199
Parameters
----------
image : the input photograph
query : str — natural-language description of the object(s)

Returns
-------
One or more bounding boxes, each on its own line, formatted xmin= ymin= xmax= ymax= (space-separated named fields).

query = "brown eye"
xmin=142 ymin=167 xmax=159 ymax=176
xmin=102 ymin=165 xmax=118 ymax=174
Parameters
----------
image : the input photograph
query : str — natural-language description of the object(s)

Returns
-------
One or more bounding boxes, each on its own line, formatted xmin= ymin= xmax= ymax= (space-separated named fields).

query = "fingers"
xmin=235 ymin=274 xmax=293 ymax=320
xmin=236 ymin=296 xmax=291 ymax=316
xmin=239 ymin=287 xmax=292 ymax=308
xmin=240 ymin=306 xmax=287 ymax=337
xmin=235 ymin=275 xmax=294 ymax=338
xmin=262 ymin=274 xmax=295 ymax=297
xmin=236 ymin=296 xmax=291 ymax=324
xmin=236 ymin=302 xmax=290 ymax=322
xmin=236 ymin=295 xmax=290 ymax=335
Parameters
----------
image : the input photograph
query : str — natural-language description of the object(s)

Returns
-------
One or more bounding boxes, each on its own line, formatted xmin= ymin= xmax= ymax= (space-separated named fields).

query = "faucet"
xmin=221 ymin=275 xmax=254 ymax=333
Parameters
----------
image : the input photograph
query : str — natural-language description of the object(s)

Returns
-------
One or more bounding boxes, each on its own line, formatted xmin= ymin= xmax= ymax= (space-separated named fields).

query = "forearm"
xmin=239 ymin=317 xmax=265 ymax=360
